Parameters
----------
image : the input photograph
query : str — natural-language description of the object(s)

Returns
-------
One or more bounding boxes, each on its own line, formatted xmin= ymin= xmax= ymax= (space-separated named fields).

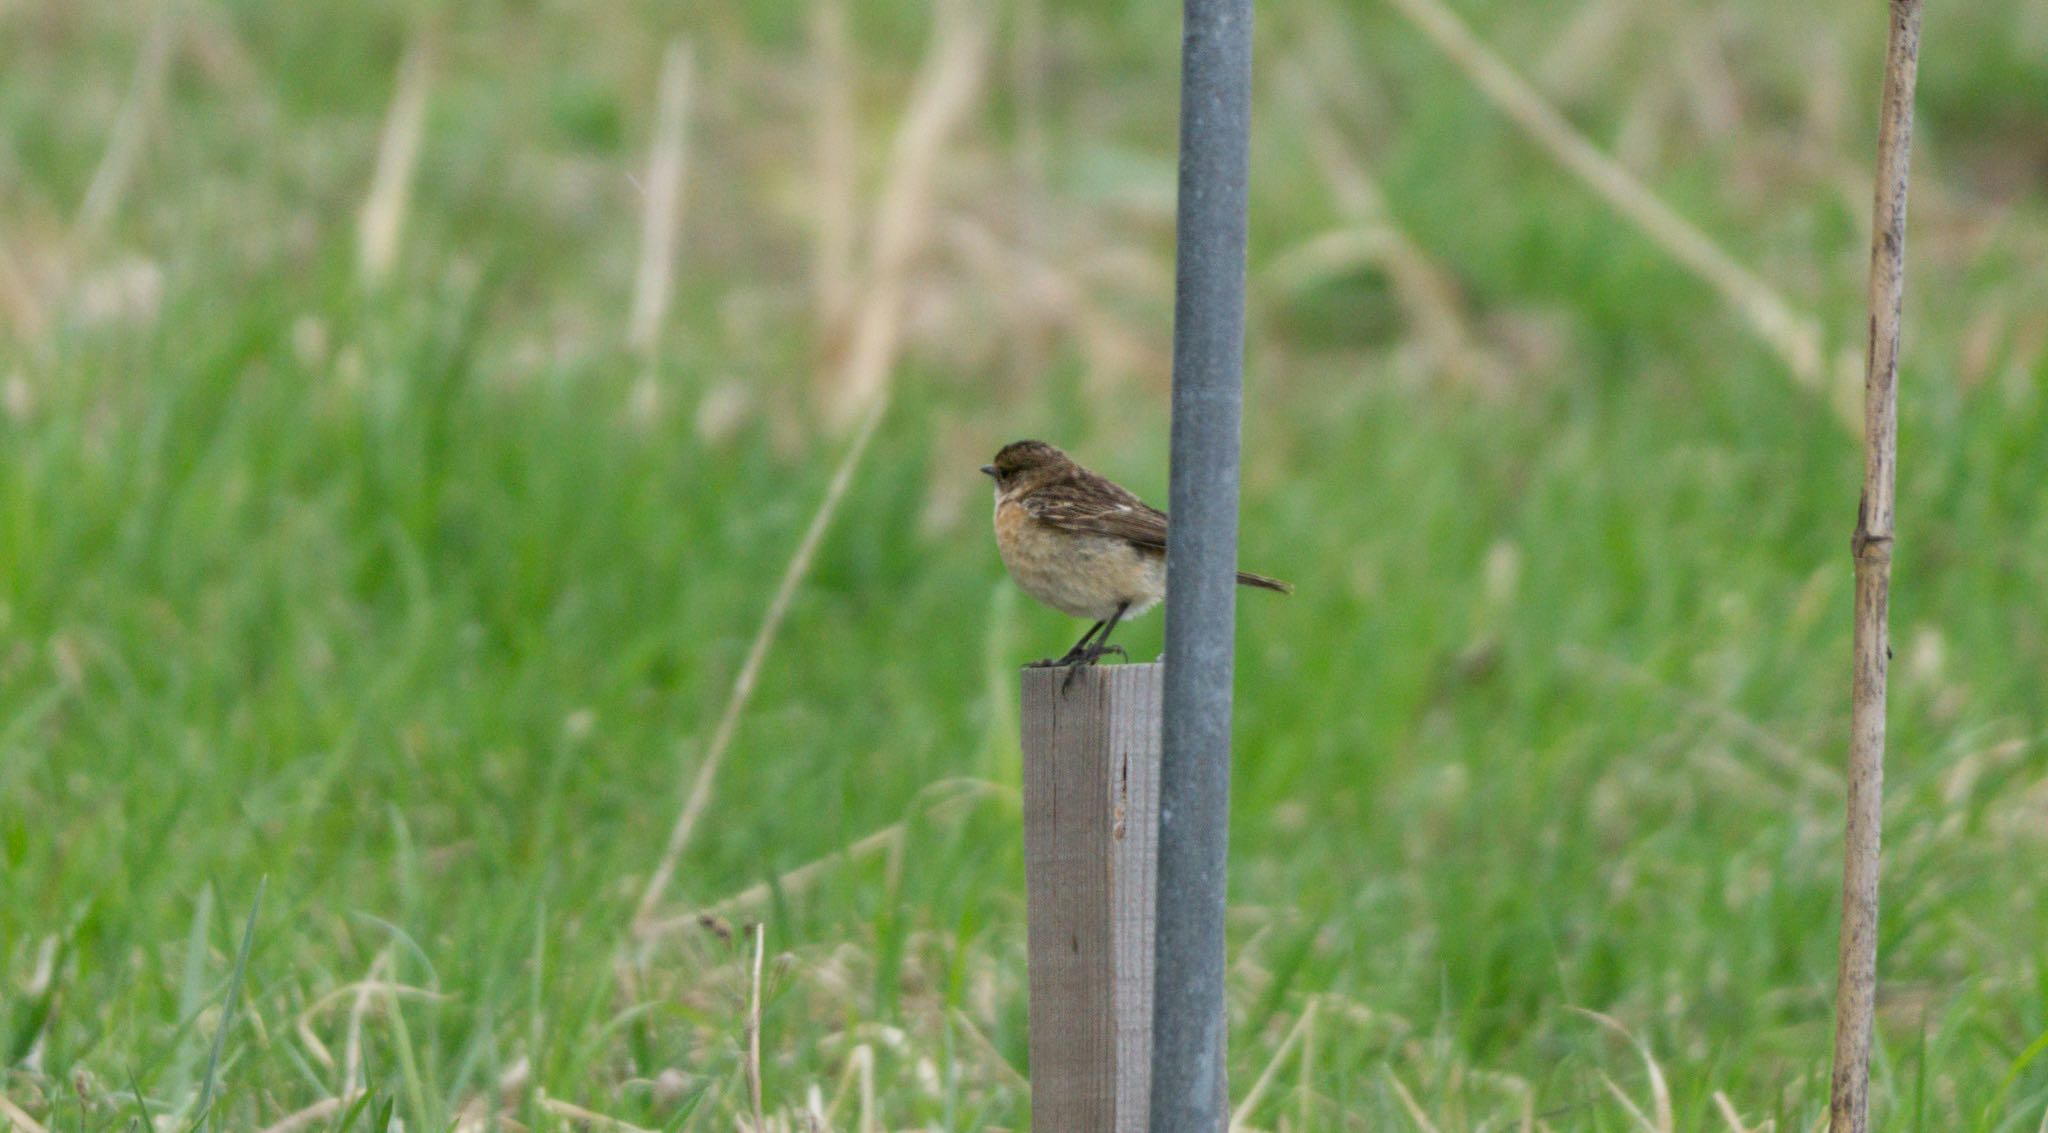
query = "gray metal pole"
xmin=1151 ymin=0 xmax=1252 ymax=1127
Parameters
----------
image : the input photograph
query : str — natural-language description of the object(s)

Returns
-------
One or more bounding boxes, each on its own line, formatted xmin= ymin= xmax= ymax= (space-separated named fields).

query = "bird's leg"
xmin=1086 ymin=603 xmax=1131 ymax=663
xmin=1058 ymin=620 xmax=1109 ymax=664
xmin=1031 ymin=621 xmax=1105 ymax=668
xmin=1062 ymin=602 xmax=1131 ymax=690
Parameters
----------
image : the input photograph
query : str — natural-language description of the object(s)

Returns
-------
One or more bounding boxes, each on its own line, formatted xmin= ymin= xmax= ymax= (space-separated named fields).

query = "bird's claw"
xmin=1058 ymin=643 xmax=1127 ymax=691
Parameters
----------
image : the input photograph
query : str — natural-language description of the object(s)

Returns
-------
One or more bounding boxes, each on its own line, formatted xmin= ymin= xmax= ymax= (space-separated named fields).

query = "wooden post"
xmin=1021 ymin=662 xmax=1162 ymax=1131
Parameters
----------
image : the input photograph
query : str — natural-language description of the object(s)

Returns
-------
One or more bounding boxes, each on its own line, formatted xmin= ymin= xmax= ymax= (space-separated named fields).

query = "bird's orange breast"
xmin=993 ymin=494 xmax=1166 ymax=621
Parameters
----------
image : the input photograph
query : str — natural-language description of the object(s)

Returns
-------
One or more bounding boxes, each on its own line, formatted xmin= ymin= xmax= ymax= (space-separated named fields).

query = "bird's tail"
xmin=1235 ymin=570 xmax=1292 ymax=594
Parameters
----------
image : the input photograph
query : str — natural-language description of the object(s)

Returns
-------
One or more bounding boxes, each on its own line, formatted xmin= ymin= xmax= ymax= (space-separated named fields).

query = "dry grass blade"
xmin=1276 ymin=62 xmax=1505 ymax=390
xmin=1381 ymin=0 xmax=1832 ymax=413
xmin=818 ymin=1043 xmax=880 ymax=1133
xmin=1560 ymin=645 xmax=1833 ymax=792
xmin=630 ymin=391 xmax=890 ymax=933
xmin=0 ymin=1092 xmax=50 ymax=1133
xmin=810 ymin=0 xmax=857 ymax=336
xmin=1574 ymin=1008 xmax=1674 ymax=1133
xmin=74 ymin=0 xmax=177 ymax=249
xmin=628 ymin=40 xmax=695 ymax=357
xmin=1230 ymin=997 xmax=1318 ymax=1131
xmin=1831 ymin=3 xmax=1923 ymax=1131
xmin=537 ymin=1093 xmax=656 ymax=1132
xmin=0 ymin=230 xmax=47 ymax=341
xmin=1537 ymin=0 xmax=1636 ymax=96
xmin=358 ymin=41 xmax=432 ymax=286
xmin=634 ymin=0 xmax=987 ymax=932
xmin=255 ymin=1092 xmax=362 ymax=1133
xmin=1599 ymin=1073 xmax=1661 ymax=1133
xmin=1712 ymin=1090 xmax=1766 ymax=1133
xmin=642 ymin=779 xmax=1004 ymax=938
xmin=1383 ymin=1067 xmax=1443 ymax=1133
xmin=746 ymin=923 xmax=768 ymax=1131
xmin=950 ymin=1008 xmax=1028 ymax=1090
xmin=343 ymin=949 xmax=392 ymax=1095
xmin=821 ymin=0 xmax=991 ymax=428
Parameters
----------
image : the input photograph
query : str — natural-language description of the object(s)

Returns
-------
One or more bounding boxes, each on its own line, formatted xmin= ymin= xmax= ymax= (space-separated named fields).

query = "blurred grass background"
xmin=2 ymin=0 xmax=2047 ymax=1128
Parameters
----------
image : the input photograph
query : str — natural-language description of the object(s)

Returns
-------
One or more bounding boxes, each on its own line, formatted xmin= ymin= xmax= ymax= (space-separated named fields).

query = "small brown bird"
xmin=983 ymin=439 xmax=1289 ymax=678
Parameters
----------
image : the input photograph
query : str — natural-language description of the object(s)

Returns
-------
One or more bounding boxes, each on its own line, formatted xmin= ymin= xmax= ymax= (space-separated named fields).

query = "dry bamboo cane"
xmin=1830 ymin=2 xmax=1923 ymax=1130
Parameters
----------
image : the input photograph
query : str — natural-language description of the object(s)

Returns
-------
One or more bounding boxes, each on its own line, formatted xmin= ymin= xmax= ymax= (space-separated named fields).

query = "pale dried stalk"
xmin=0 ymin=1092 xmax=49 ymax=1133
xmin=822 ymin=0 xmax=990 ymax=428
xmin=628 ymin=41 xmax=695 ymax=356
xmin=1711 ymin=1092 xmax=1755 ymax=1133
xmin=536 ymin=1093 xmax=655 ymax=1132
xmin=74 ymin=0 xmax=177 ymax=248
xmin=631 ymin=392 xmax=889 ymax=932
xmin=817 ymin=1043 xmax=880 ymax=1133
xmin=358 ymin=42 xmax=432 ymax=285
xmin=342 ymin=950 xmax=392 ymax=1095
xmin=0 ymin=230 xmax=46 ymax=340
xmin=1383 ymin=1068 xmax=1443 ymax=1133
xmin=255 ymin=1093 xmax=362 ymax=1133
xmin=1228 ymin=997 xmax=1317 ymax=1131
xmin=810 ymin=0 xmax=857 ymax=336
xmin=640 ymin=779 xmax=1000 ymax=938
xmin=1382 ymin=0 xmax=1830 ymax=407
xmin=633 ymin=0 xmax=986 ymax=932
xmin=1536 ymin=0 xmax=1635 ymax=97
xmin=1278 ymin=65 xmax=1503 ymax=390
xmin=1831 ymin=3 xmax=1922 ymax=1131
xmin=1005 ymin=0 xmax=1049 ymax=391
xmin=745 ymin=923 xmax=767 ymax=1131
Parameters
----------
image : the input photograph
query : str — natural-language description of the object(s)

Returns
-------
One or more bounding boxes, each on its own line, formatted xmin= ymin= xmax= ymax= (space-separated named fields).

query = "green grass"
xmin=3 ymin=0 xmax=2048 ymax=1128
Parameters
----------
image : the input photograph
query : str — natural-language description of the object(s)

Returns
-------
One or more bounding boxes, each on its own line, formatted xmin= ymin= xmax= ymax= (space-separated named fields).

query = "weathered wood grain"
xmin=1021 ymin=662 xmax=1161 ymax=1132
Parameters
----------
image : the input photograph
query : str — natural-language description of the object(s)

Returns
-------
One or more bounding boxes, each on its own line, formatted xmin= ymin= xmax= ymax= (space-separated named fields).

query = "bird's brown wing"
xmin=1020 ymin=475 xmax=1170 ymax=550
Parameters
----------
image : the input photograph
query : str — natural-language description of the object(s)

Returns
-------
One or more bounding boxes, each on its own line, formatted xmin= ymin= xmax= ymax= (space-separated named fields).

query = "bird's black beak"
xmin=979 ymin=464 xmax=997 ymax=478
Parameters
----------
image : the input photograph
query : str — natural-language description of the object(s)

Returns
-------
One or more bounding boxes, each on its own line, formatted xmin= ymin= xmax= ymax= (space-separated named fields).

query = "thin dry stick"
xmin=1278 ymin=64 xmax=1503 ymax=390
xmin=628 ymin=41 xmax=695 ymax=356
xmin=342 ymin=950 xmax=392 ymax=1096
xmin=641 ymin=779 xmax=1003 ymax=938
xmin=818 ymin=1044 xmax=880 ymax=1133
xmin=822 ymin=0 xmax=990 ymax=428
xmin=1383 ymin=1068 xmax=1443 ymax=1133
xmin=0 ymin=230 xmax=47 ymax=341
xmin=1831 ymin=3 xmax=1922 ymax=1131
xmin=1598 ymin=1074 xmax=1662 ymax=1133
xmin=633 ymin=0 xmax=986 ymax=932
xmin=1575 ymin=1008 xmax=1673 ymax=1133
xmin=255 ymin=1093 xmax=362 ymax=1133
xmin=631 ymin=391 xmax=889 ymax=933
xmin=358 ymin=42 xmax=432 ymax=286
xmin=0 ymin=1092 xmax=50 ymax=1133
xmin=1298 ymin=996 xmax=1316 ymax=1131
xmin=1711 ymin=1092 xmax=1754 ymax=1133
xmin=810 ymin=0 xmax=857 ymax=337
xmin=535 ymin=1093 xmax=656 ymax=1132
xmin=1004 ymin=0 xmax=1049 ymax=392
xmin=74 ymin=0 xmax=177 ymax=249
xmin=1229 ymin=997 xmax=1319 ymax=1131
xmin=1381 ymin=0 xmax=1831 ymax=407
xmin=745 ymin=923 xmax=767 ymax=1131
xmin=950 ymin=1008 xmax=1029 ymax=1090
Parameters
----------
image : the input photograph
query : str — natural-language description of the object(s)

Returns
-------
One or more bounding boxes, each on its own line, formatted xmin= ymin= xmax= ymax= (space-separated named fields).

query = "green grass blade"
xmin=190 ymin=877 xmax=264 ymax=1132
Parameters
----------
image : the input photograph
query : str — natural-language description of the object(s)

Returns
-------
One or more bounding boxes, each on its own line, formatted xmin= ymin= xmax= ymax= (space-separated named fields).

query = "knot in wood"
xmin=1850 ymin=528 xmax=1893 ymax=563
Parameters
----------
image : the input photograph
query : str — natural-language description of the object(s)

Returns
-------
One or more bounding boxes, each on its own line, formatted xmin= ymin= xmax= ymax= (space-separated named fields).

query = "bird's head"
xmin=981 ymin=439 xmax=1068 ymax=492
